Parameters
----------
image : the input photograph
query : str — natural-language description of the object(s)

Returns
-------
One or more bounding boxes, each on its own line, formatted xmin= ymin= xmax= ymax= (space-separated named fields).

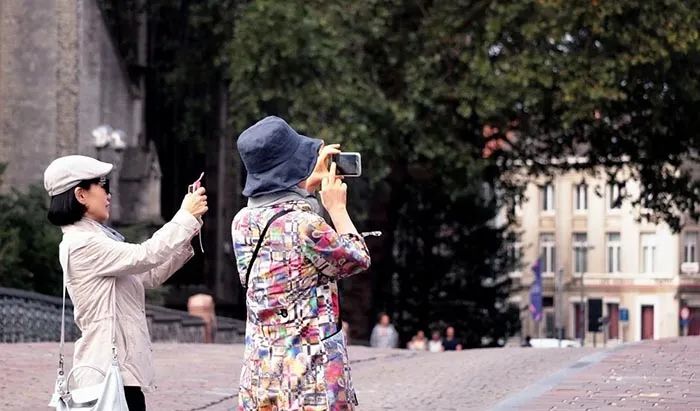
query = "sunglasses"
xmin=97 ymin=176 xmax=110 ymax=194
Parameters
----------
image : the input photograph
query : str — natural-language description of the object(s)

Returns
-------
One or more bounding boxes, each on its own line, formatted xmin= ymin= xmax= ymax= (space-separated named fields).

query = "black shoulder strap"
xmin=243 ymin=209 xmax=294 ymax=289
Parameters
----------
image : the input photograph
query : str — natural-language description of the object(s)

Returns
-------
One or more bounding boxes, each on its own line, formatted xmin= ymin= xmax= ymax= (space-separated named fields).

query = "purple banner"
xmin=529 ymin=259 xmax=543 ymax=322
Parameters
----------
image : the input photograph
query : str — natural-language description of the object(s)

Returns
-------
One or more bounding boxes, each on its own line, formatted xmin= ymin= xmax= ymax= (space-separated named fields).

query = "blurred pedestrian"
xmin=428 ymin=330 xmax=444 ymax=352
xmin=443 ymin=326 xmax=462 ymax=351
xmin=407 ymin=330 xmax=428 ymax=351
xmin=370 ymin=313 xmax=399 ymax=348
xmin=187 ymin=293 xmax=217 ymax=343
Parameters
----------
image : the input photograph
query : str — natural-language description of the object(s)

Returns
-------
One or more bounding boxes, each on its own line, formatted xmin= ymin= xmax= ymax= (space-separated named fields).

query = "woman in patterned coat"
xmin=232 ymin=116 xmax=371 ymax=410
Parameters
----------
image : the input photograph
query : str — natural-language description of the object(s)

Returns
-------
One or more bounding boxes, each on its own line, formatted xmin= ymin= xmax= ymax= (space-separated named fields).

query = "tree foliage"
xmin=0 ymin=179 xmax=62 ymax=295
xmin=444 ymin=0 xmax=700 ymax=228
xmin=227 ymin=0 xmax=519 ymax=346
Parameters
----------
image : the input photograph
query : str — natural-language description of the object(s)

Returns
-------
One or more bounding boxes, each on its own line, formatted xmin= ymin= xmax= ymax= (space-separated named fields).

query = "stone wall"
xmin=0 ymin=0 xmax=152 ymax=223
xmin=0 ymin=0 xmax=60 ymax=186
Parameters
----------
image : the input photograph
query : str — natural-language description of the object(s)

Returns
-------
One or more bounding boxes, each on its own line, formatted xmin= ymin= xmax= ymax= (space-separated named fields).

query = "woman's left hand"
xmin=304 ymin=144 xmax=341 ymax=192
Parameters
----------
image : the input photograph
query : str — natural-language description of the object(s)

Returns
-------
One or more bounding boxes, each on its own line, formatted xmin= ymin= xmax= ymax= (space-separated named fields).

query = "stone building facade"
xmin=511 ymin=169 xmax=700 ymax=344
xmin=0 ymin=0 xmax=158 ymax=223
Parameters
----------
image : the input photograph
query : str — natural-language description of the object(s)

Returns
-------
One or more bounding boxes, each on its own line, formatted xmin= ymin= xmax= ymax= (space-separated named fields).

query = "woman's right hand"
xmin=320 ymin=162 xmax=347 ymax=213
xmin=321 ymin=162 xmax=360 ymax=236
xmin=181 ymin=187 xmax=208 ymax=218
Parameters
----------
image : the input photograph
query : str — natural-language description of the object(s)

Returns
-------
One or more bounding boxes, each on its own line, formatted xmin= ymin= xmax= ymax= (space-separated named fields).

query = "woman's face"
xmin=75 ymin=181 xmax=111 ymax=223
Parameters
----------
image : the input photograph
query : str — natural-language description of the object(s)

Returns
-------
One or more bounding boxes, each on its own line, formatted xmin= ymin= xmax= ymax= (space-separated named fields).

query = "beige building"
xmin=510 ymin=170 xmax=700 ymax=344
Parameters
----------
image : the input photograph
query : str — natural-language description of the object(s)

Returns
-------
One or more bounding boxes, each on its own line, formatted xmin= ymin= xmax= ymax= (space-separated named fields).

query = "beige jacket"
xmin=60 ymin=210 xmax=201 ymax=391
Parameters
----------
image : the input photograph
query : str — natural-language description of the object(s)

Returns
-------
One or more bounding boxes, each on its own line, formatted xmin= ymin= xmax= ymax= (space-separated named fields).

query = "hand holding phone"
xmin=186 ymin=172 xmax=206 ymax=252
xmin=330 ymin=152 xmax=362 ymax=177
xmin=188 ymin=172 xmax=204 ymax=194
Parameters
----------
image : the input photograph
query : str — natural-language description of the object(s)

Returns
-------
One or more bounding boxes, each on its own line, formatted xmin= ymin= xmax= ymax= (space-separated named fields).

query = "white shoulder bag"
xmin=48 ymin=244 xmax=129 ymax=410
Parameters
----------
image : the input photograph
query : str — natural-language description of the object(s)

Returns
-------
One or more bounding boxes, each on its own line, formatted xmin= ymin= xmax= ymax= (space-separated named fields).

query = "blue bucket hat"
xmin=237 ymin=116 xmax=323 ymax=197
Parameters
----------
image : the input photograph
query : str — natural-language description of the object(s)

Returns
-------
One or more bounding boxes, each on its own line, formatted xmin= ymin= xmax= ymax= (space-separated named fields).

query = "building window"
xmin=572 ymin=233 xmax=588 ymax=274
xmin=540 ymin=184 xmax=555 ymax=212
xmin=539 ymin=233 xmax=556 ymax=274
xmin=608 ymin=183 xmax=621 ymax=210
xmin=684 ymin=232 xmax=698 ymax=263
xmin=607 ymin=232 xmax=622 ymax=273
xmin=574 ymin=183 xmax=588 ymax=211
xmin=641 ymin=233 xmax=656 ymax=273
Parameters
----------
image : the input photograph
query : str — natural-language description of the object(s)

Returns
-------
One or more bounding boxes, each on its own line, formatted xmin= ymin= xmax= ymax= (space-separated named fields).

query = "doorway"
xmin=641 ymin=305 xmax=654 ymax=340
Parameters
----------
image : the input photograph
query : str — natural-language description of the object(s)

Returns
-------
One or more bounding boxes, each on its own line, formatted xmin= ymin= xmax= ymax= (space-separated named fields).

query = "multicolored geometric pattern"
xmin=232 ymin=200 xmax=371 ymax=410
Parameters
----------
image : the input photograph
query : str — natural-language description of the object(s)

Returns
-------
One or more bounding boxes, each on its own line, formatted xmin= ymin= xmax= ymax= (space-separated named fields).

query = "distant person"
xmin=428 ymin=330 xmax=444 ymax=352
xmin=443 ymin=326 xmax=462 ymax=351
xmin=187 ymin=293 xmax=217 ymax=343
xmin=370 ymin=313 xmax=399 ymax=348
xmin=407 ymin=330 xmax=428 ymax=351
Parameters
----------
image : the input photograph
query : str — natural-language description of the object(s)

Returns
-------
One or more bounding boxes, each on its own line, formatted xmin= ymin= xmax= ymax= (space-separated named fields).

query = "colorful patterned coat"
xmin=232 ymin=200 xmax=371 ymax=410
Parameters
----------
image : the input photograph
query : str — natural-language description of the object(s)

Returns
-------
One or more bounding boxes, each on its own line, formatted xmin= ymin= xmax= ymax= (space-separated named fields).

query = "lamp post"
xmin=556 ymin=267 xmax=563 ymax=347
xmin=579 ymin=269 xmax=585 ymax=347
xmin=576 ymin=243 xmax=595 ymax=348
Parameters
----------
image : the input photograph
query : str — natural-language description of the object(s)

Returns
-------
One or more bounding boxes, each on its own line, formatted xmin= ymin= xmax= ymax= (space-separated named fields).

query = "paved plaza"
xmin=1 ymin=337 xmax=699 ymax=410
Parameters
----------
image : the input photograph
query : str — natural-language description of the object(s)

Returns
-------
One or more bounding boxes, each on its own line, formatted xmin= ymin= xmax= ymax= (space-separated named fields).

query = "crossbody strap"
xmin=243 ymin=209 xmax=294 ymax=289
xmin=58 ymin=244 xmax=69 ymax=376
xmin=241 ymin=208 xmax=346 ymax=339
xmin=57 ymin=242 xmax=119 ymax=378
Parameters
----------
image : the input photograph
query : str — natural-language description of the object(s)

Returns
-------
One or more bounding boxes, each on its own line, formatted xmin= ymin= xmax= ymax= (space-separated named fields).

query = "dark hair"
xmin=47 ymin=178 xmax=100 ymax=226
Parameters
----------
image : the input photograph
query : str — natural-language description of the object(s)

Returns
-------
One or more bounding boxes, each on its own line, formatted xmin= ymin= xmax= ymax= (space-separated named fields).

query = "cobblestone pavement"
xmin=1 ymin=342 xmax=593 ymax=410
xmin=5 ymin=338 xmax=698 ymax=410
xmin=497 ymin=336 xmax=700 ymax=410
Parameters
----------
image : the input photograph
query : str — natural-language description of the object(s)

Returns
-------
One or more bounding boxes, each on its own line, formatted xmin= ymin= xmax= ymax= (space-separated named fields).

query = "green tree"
xmin=0 ymin=179 xmax=62 ymax=295
xmin=425 ymin=0 xmax=700 ymax=228
xmin=226 ymin=0 xmax=519 ymax=345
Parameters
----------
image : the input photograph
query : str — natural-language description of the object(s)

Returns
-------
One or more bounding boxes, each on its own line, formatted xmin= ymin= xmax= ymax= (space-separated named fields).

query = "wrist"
xmin=326 ymin=205 xmax=348 ymax=215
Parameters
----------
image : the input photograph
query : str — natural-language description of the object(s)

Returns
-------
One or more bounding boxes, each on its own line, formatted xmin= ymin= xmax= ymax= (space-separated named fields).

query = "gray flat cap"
xmin=44 ymin=155 xmax=113 ymax=196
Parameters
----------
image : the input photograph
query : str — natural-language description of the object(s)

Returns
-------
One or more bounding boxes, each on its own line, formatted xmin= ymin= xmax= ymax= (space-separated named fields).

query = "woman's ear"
xmin=74 ymin=186 xmax=88 ymax=205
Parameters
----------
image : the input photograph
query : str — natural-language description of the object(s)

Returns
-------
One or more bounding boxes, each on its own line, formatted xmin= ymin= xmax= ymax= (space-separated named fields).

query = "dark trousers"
xmin=124 ymin=386 xmax=146 ymax=411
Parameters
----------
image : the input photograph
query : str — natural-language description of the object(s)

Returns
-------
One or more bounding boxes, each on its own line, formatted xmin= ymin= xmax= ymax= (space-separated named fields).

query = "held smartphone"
xmin=188 ymin=172 xmax=204 ymax=194
xmin=331 ymin=152 xmax=362 ymax=177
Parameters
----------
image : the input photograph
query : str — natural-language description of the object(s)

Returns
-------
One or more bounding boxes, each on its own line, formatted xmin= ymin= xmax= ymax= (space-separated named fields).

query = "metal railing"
xmin=0 ymin=287 xmax=245 ymax=344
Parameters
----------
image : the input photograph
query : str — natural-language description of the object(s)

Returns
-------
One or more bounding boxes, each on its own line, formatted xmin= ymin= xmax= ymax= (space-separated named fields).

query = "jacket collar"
xmin=61 ymin=217 xmax=126 ymax=242
xmin=61 ymin=217 xmax=104 ymax=235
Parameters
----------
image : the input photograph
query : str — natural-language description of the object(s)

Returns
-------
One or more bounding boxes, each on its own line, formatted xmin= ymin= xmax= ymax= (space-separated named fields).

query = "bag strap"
xmin=58 ymin=244 xmax=68 ymax=376
xmin=241 ymin=208 xmax=347 ymax=340
xmin=243 ymin=208 xmax=294 ymax=289
xmin=57 ymin=243 xmax=119 ymax=379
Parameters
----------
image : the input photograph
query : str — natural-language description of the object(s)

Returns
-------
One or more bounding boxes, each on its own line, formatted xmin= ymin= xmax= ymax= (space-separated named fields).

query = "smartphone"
xmin=188 ymin=172 xmax=204 ymax=194
xmin=331 ymin=152 xmax=362 ymax=177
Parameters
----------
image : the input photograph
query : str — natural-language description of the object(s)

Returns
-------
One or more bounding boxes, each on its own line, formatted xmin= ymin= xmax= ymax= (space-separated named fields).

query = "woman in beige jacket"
xmin=44 ymin=155 xmax=208 ymax=410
